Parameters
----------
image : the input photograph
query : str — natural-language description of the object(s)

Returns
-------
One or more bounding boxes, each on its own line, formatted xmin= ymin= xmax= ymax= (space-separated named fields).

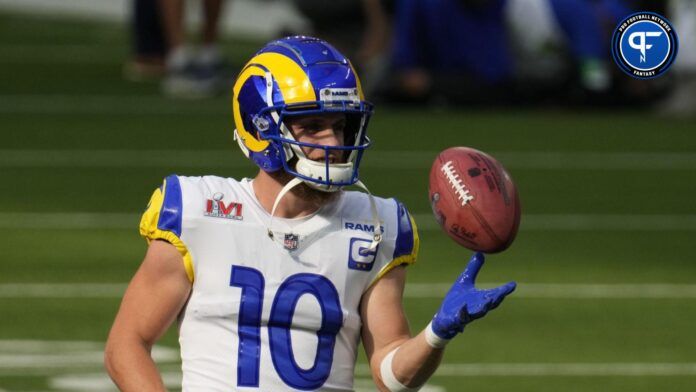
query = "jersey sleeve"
xmin=139 ymin=175 xmax=195 ymax=282
xmin=370 ymin=200 xmax=420 ymax=286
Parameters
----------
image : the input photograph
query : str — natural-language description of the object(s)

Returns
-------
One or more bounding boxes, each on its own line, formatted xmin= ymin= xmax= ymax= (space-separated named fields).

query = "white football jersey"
xmin=140 ymin=175 xmax=419 ymax=391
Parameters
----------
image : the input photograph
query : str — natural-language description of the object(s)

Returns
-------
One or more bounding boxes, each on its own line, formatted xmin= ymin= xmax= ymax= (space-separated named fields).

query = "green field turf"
xmin=1 ymin=12 xmax=695 ymax=392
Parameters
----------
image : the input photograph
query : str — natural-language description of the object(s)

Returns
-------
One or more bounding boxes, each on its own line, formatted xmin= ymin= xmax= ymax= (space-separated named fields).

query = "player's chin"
xmin=296 ymin=181 xmax=341 ymax=204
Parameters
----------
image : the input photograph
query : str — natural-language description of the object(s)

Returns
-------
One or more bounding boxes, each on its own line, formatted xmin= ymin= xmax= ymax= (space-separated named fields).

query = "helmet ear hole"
xmin=252 ymin=115 xmax=271 ymax=133
xmin=239 ymin=109 xmax=259 ymax=140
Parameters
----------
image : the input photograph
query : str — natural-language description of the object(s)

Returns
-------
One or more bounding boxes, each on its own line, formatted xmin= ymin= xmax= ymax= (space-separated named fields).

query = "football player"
xmin=105 ymin=36 xmax=516 ymax=391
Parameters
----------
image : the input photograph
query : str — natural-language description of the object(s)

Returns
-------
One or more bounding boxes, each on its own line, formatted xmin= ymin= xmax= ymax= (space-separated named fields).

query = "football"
xmin=428 ymin=147 xmax=521 ymax=253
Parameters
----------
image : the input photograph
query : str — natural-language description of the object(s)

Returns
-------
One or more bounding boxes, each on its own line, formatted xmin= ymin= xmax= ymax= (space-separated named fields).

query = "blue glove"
xmin=431 ymin=252 xmax=516 ymax=340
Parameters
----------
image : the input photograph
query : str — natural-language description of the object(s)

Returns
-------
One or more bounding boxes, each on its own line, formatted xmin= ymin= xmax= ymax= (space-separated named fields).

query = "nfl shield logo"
xmin=283 ymin=233 xmax=299 ymax=251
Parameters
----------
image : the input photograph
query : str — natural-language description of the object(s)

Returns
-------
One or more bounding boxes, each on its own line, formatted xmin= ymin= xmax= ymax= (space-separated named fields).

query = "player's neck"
xmin=251 ymin=171 xmax=326 ymax=219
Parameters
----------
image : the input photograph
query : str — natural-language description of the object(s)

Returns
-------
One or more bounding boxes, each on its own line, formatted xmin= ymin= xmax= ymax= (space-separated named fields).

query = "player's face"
xmin=285 ymin=113 xmax=347 ymax=163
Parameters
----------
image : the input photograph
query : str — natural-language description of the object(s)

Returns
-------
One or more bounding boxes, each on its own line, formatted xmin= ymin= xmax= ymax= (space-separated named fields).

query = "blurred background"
xmin=0 ymin=0 xmax=695 ymax=391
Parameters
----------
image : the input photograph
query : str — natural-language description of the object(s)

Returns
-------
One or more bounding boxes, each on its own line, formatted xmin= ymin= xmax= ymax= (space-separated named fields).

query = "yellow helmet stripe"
xmin=232 ymin=52 xmax=317 ymax=153
xmin=253 ymin=52 xmax=317 ymax=104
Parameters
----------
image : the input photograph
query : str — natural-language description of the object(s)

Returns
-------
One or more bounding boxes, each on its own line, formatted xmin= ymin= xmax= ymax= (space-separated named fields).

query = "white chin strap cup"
xmin=295 ymin=157 xmax=353 ymax=193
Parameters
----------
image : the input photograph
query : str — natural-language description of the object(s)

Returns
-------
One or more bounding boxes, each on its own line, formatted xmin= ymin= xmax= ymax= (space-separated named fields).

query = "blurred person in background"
xmin=384 ymin=0 xmax=669 ymax=106
xmin=123 ymin=0 xmax=168 ymax=81
xmin=386 ymin=0 xmax=513 ymax=105
xmin=289 ymin=0 xmax=394 ymax=97
xmin=510 ymin=0 xmax=677 ymax=106
xmin=158 ymin=0 xmax=229 ymax=98
xmin=657 ymin=0 xmax=696 ymax=116
xmin=547 ymin=0 xmax=631 ymax=96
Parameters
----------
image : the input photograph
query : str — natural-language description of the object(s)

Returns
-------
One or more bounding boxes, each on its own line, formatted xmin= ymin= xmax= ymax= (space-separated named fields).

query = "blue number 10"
xmin=230 ymin=265 xmax=343 ymax=390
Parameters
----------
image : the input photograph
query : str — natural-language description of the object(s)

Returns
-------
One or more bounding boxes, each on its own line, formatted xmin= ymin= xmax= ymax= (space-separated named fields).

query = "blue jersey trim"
xmin=158 ymin=175 xmax=183 ymax=237
xmin=393 ymin=199 xmax=414 ymax=259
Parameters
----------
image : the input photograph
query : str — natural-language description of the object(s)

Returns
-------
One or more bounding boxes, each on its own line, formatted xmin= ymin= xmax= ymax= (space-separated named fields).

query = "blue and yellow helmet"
xmin=232 ymin=36 xmax=373 ymax=191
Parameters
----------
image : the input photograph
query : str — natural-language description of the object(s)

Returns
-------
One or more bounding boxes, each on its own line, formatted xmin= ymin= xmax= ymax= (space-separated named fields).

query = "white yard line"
xmin=0 ymin=0 xmax=308 ymax=39
xmin=406 ymin=283 xmax=696 ymax=299
xmin=0 ymin=212 xmax=139 ymax=229
xmin=412 ymin=213 xmax=696 ymax=231
xmin=0 ymin=283 xmax=126 ymax=298
xmin=0 ymin=0 xmax=127 ymax=21
xmin=0 ymin=339 xmax=178 ymax=370
xmin=0 ymin=96 xmax=225 ymax=115
xmin=371 ymin=151 xmax=696 ymax=170
xmin=2 ymin=282 xmax=696 ymax=299
xmin=0 ymin=340 xmax=695 ymax=387
xmin=486 ymin=151 xmax=696 ymax=170
xmin=354 ymin=363 xmax=696 ymax=377
xmin=5 ymin=363 xmax=696 ymax=379
xmin=0 ymin=150 xmax=241 ymax=168
xmin=0 ymin=45 xmax=122 ymax=64
xmin=1 ymin=340 xmax=695 ymax=378
xmin=2 ymin=149 xmax=696 ymax=170
xmin=2 ymin=212 xmax=696 ymax=231
xmin=0 ymin=149 xmax=696 ymax=171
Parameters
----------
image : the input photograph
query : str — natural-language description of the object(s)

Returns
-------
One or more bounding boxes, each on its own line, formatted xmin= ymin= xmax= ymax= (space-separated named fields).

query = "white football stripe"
xmin=2 ymin=283 xmax=696 ymax=299
xmin=2 ymin=212 xmax=696 ymax=231
xmin=2 ymin=149 xmax=696 ymax=170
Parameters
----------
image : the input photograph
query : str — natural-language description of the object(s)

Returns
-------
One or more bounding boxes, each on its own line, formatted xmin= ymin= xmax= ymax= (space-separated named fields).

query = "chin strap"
xmin=354 ymin=180 xmax=382 ymax=251
xmin=267 ymin=177 xmax=304 ymax=240
xmin=265 ymin=178 xmax=383 ymax=251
